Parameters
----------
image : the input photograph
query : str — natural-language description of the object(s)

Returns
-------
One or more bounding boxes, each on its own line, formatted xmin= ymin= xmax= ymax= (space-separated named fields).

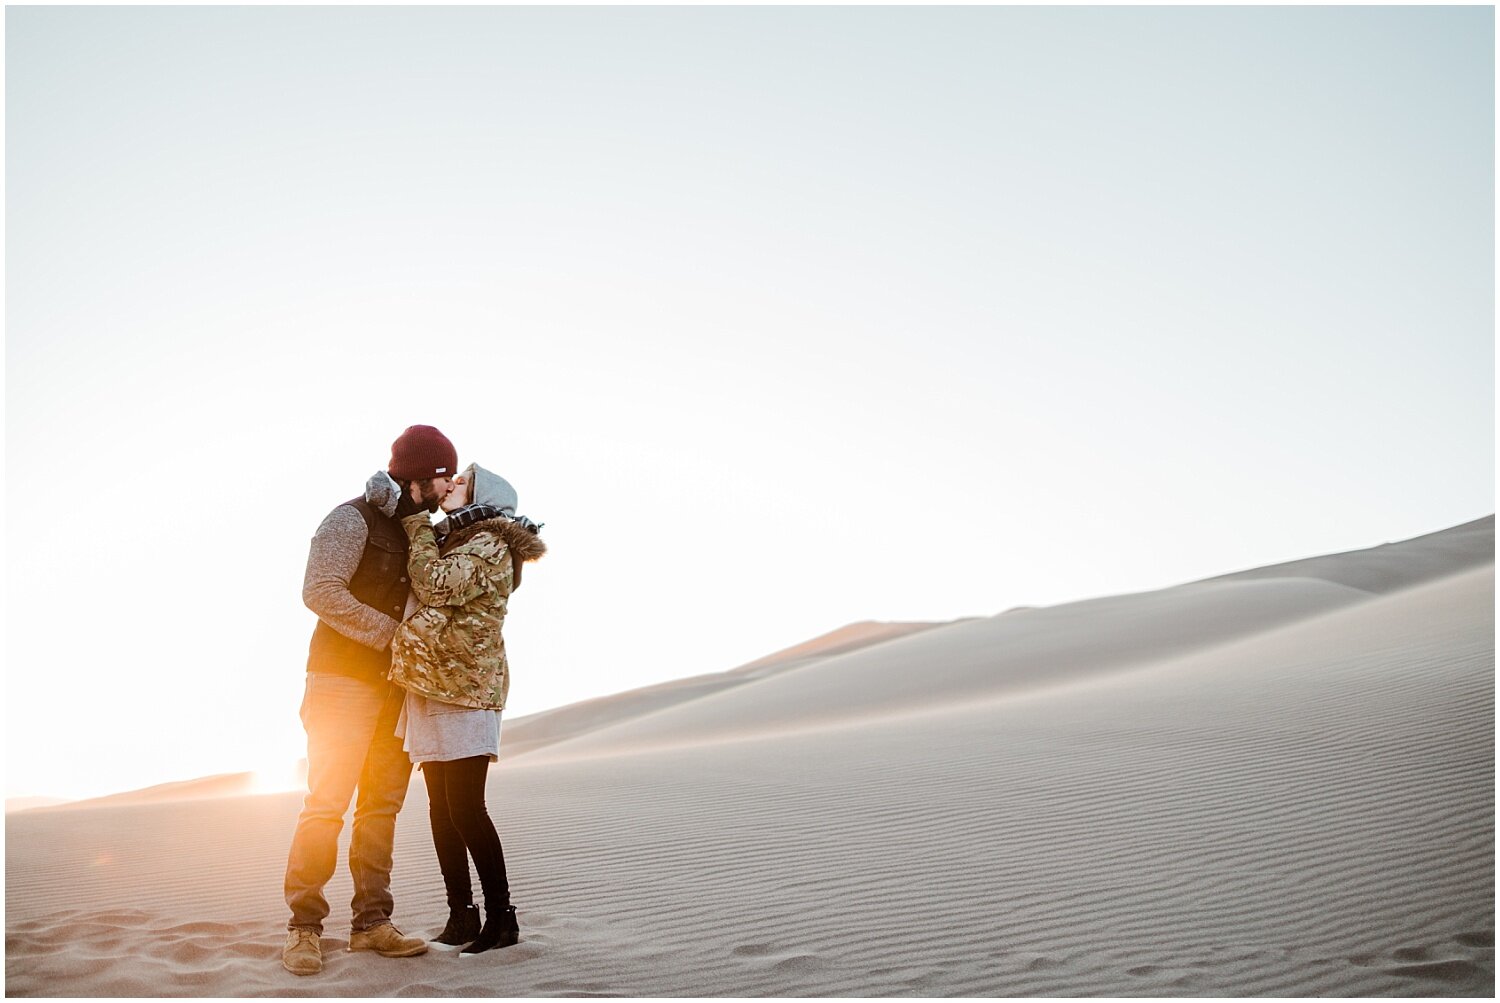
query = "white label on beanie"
xmin=436 ymin=467 xmax=449 ymax=474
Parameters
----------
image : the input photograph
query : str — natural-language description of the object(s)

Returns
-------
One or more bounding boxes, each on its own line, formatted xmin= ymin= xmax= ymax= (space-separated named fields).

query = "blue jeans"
xmin=284 ymin=673 xmax=413 ymax=933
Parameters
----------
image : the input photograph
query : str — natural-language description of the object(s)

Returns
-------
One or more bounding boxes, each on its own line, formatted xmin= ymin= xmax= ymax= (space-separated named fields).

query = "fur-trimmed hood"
xmin=442 ymin=516 xmax=547 ymax=562
xmin=438 ymin=463 xmax=542 ymax=560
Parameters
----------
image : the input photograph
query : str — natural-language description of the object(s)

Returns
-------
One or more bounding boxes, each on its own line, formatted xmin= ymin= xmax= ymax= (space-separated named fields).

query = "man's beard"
xmin=415 ymin=481 xmax=446 ymax=513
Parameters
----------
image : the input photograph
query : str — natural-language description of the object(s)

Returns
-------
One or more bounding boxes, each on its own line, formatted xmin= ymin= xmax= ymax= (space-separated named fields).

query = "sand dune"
xmin=498 ymin=620 xmax=944 ymax=760
xmin=513 ymin=575 xmax=1378 ymax=762
xmin=17 ymin=773 xmax=263 ymax=814
xmin=3 ymin=798 xmax=69 ymax=815
xmin=1199 ymin=515 xmax=1493 ymax=594
xmin=6 ymin=519 xmax=1493 ymax=996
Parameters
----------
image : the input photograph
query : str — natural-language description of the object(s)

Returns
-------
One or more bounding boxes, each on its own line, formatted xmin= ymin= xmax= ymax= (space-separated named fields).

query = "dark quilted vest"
xmin=306 ymin=497 xmax=412 ymax=681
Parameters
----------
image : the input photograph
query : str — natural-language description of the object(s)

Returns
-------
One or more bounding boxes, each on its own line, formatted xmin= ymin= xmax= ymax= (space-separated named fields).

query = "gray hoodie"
xmin=301 ymin=471 xmax=419 ymax=653
xmin=461 ymin=463 xmax=518 ymax=515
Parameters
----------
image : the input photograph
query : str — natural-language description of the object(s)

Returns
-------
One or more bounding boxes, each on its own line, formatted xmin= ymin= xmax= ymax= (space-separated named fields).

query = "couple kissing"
xmin=281 ymin=425 xmax=545 ymax=976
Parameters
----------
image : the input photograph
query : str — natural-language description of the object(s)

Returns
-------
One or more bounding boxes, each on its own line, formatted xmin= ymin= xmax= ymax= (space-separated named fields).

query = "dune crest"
xmin=498 ymin=620 xmax=944 ymax=760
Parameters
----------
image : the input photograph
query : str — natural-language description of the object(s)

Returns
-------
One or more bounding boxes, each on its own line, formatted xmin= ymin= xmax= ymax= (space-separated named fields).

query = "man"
xmin=281 ymin=425 xmax=458 ymax=976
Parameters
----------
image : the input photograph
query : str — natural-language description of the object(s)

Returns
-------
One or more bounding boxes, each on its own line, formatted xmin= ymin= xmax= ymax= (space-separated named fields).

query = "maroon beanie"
xmin=389 ymin=425 xmax=458 ymax=481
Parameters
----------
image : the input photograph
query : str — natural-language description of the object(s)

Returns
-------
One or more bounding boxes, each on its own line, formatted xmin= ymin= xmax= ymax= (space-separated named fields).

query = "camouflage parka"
xmin=388 ymin=513 xmax=546 ymax=710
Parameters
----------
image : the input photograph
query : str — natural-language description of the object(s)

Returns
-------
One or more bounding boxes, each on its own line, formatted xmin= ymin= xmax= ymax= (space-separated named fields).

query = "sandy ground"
xmin=6 ymin=518 xmax=1493 ymax=996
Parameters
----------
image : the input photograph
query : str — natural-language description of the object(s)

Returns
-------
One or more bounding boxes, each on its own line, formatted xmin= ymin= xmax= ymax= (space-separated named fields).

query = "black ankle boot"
xmin=434 ymin=904 xmax=481 ymax=946
xmin=461 ymin=904 xmax=519 ymax=954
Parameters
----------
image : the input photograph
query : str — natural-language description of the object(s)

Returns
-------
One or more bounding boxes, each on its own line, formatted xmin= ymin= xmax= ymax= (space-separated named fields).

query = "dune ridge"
xmin=6 ymin=518 xmax=1493 ymax=996
xmin=496 ymin=620 xmax=944 ymax=760
xmin=3 ymin=798 xmax=69 ymax=815
xmin=1198 ymin=514 xmax=1493 ymax=594
xmin=12 ymin=773 xmax=261 ymax=815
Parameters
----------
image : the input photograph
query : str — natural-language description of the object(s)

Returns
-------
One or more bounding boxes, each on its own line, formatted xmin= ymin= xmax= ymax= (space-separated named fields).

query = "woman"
xmin=388 ymin=463 xmax=546 ymax=954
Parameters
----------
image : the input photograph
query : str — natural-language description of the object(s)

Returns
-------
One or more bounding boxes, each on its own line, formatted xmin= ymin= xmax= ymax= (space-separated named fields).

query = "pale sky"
xmin=6 ymin=6 xmax=1493 ymax=801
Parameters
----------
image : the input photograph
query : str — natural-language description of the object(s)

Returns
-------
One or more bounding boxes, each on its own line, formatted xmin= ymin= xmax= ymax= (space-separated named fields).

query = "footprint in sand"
xmin=729 ymin=942 xmax=827 ymax=974
xmin=1024 ymin=954 xmax=1067 ymax=972
xmin=395 ymin=981 xmax=446 ymax=996
xmin=1391 ymin=945 xmax=1433 ymax=962
xmin=769 ymin=954 xmax=826 ymax=974
xmin=1383 ymin=959 xmax=1480 ymax=983
xmin=535 ymin=980 xmax=621 ymax=996
xmin=731 ymin=943 xmax=775 ymax=957
xmin=448 ymin=940 xmax=543 ymax=965
xmin=1333 ymin=941 xmax=1487 ymax=989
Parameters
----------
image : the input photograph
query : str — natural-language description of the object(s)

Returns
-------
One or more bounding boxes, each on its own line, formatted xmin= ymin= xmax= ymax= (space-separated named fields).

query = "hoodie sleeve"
xmin=402 ymin=513 xmax=495 ymax=608
xmin=302 ymin=505 xmax=403 ymax=650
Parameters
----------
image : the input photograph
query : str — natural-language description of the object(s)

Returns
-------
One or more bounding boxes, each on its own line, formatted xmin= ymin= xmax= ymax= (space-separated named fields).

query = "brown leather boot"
xmin=349 ymin=923 xmax=428 ymax=957
xmin=282 ymin=929 xmax=323 ymax=975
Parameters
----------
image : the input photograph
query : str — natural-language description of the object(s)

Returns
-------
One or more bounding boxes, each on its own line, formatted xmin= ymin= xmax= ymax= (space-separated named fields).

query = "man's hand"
xmin=393 ymin=481 xmax=425 ymax=520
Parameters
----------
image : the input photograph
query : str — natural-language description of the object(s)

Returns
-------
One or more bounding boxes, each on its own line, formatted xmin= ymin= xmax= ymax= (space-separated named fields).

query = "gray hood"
xmin=365 ymin=470 xmax=403 ymax=518
xmin=463 ymin=463 xmax=518 ymax=516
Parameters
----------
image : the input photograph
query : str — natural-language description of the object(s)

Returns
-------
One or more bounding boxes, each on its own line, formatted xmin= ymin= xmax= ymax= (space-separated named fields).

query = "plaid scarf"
xmin=433 ymin=503 xmax=507 ymax=548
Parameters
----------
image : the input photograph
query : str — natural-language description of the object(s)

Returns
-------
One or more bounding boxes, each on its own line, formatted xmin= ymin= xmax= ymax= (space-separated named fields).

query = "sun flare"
xmin=250 ymin=760 xmax=308 ymax=796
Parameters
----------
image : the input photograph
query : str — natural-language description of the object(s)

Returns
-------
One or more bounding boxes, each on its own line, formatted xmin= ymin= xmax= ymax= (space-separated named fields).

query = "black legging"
xmin=422 ymin=757 xmax=509 ymax=911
